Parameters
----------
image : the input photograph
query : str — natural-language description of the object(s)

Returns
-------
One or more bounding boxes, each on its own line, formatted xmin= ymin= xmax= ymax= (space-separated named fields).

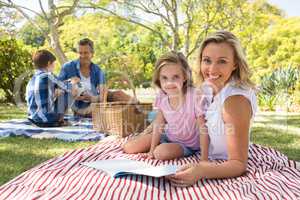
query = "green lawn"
xmin=251 ymin=111 xmax=300 ymax=161
xmin=0 ymin=104 xmax=299 ymax=186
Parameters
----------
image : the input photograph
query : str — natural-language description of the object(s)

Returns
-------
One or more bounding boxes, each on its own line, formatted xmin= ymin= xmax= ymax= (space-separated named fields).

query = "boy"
xmin=26 ymin=50 xmax=79 ymax=127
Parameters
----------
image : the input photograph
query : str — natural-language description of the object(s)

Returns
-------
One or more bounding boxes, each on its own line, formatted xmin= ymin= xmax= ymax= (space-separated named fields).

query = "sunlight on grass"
xmin=0 ymin=137 xmax=97 ymax=186
xmin=0 ymin=104 xmax=27 ymax=121
xmin=251 ymin=111 xmax=300 ymax=161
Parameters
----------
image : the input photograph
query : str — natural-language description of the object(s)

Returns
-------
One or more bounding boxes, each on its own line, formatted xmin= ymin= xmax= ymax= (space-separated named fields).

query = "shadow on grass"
xmin=251 ymin=127 xmax=300 ymax=161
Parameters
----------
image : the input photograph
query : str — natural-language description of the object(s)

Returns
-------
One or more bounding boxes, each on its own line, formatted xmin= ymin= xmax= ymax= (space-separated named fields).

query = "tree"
xmin=59 ymin=13 xmax=163 ymax=87
xmin=80 ymin=0 xmax=251 ymax=57
xmin=0 ymin=6 xmax=20 ymax=36
xmin=246 ymin=17 xmax=300 ymax=80
xmin=0 ymin=38 xmax=33 ymax=103
xmin=18 ymin=17 xmax=48 ymax=47
xmin=0 ymin=0 xmax=79 ymax=65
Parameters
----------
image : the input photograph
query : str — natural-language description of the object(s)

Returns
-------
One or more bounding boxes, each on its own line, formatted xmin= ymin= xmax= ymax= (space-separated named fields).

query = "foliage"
xmin=258 ymin=66 xmax=300 ymax=110
xmin=0 ymin=38 xmax=34 ymax=103
xmin=0 ymin=6 xmax=21 ymax=36
xmin=246 ymin=17 xmax=300 ymax=79
xmin=17 ymin=17 xmax=48 ymax=47
xmin=84 ymin=0 xmax=259 ymax=57
xmin=59 ymin=14 xmax=165 ymax=88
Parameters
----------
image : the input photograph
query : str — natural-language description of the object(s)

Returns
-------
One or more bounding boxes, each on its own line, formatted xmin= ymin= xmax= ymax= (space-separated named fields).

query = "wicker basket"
xmin=92 ymin=101 xmax=152 ymax=137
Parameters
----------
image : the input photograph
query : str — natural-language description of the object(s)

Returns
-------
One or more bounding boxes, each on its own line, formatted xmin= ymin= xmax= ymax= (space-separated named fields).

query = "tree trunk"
xmin=184 ymin=24 xmax=190 ymax=57
xmin=49 ymin=23 xmax=67 ymax=65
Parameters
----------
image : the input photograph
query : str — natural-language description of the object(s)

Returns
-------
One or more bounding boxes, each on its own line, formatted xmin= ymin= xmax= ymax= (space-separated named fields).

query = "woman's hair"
xmin=32 ymin=49 xmax=56 ymax=69
xmin=152 ymin=51 xmax=193 ymax=94
xmin=78 ymin=38 xmax=94 ymax=53
xmin=198 ymin=30 xmax=255 ymax=88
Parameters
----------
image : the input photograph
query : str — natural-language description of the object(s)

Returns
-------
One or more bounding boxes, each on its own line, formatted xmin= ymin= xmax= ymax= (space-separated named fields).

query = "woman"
xmin=167 ymin=30 xmax=257 ymax=186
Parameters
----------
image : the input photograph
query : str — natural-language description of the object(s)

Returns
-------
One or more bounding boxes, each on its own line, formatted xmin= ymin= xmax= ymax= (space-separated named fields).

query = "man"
xmin=59 ymin=38 xmax=132 ymax=117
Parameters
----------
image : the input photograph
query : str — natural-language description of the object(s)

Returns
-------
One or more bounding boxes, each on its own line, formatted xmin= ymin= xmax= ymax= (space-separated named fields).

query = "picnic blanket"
xmin=0 ymin=115 xmax=106 ymax=142
xmin=0 ymin=137 xmax=299 ymax=200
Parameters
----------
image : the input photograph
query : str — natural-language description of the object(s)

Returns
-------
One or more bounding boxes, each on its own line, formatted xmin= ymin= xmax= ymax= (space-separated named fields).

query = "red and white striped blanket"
xmin=0 ymin=137 xmax=299 ymax=200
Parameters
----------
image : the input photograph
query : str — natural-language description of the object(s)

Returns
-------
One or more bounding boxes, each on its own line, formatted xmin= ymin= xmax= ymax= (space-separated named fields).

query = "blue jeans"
xmin=160 ymin=133 xmax=198 ymax=157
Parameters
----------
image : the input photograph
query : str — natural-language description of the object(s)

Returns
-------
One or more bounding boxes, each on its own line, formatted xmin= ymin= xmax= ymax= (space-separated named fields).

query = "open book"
xmin=81 ymin=158 xmax=178 ymax=178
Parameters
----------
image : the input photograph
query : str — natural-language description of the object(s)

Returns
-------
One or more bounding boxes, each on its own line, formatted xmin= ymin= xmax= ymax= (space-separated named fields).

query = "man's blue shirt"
xmin=58 ymin=59 xmax=106 ymax=110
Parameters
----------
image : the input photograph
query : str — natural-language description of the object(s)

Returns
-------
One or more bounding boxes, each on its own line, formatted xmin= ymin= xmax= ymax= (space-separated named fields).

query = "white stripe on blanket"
xmin=0 ymin=138 xmax=299 ymax=200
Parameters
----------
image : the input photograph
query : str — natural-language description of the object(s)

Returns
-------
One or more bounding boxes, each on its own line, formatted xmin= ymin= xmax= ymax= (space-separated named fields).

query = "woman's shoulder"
xmin=223 ymin=82 xmax=256 ymax=98
xmin=222 ymin=82 xmax=258 ymax=117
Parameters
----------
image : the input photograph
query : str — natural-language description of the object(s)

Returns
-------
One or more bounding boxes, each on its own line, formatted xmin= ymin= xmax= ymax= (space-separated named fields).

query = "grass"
xmin=0 ymin=104 xmax=97 ymax=186
xmin=0 ymin=104 xmax=299 ymax=186
xmin=251 ymin=111 xmax=300 ymax=161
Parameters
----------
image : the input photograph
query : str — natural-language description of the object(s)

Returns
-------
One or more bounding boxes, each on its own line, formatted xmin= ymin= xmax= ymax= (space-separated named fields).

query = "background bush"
xmin=0 ymin=38 xmax=34 ymax=104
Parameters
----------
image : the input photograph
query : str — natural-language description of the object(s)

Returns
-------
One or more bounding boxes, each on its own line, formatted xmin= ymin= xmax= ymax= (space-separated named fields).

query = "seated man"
xmin=58 ymin=38 xmax=133 ymax=117
xmin=26 ymin=50 xmax=79 ymax=127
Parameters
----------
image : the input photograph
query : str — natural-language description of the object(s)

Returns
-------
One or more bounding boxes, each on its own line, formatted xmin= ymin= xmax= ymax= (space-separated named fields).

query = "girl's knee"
xmin=122 ymin=142 xmax=135 ymax=154
xmin=153 ymin=144 xmax=184 ymax=160
xmin=153 ymin=148 xmax=171 ymax=160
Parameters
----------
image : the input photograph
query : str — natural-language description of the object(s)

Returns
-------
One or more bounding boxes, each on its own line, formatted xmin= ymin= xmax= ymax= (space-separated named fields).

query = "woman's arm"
xmin=169 ymin=95 xmax=252 ymax=186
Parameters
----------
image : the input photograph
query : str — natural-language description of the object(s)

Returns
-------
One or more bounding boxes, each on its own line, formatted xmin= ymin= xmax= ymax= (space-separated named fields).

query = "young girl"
xmin=167 ymin=31 xmax=257 ymax=187
xmin=26 ymin=50 xmax=79 ymax=127
xmin=123 ymin=51 xmax=212 ymax=161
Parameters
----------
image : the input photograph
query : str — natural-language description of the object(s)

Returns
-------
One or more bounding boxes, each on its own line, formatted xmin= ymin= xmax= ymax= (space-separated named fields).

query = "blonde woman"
xmin=167 ymin=30 xmax=257 ymax=186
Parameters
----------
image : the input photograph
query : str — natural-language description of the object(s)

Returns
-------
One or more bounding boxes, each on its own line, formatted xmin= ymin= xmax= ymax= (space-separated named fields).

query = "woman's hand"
xmin=166 ymin=163 xmax=202 ymax=187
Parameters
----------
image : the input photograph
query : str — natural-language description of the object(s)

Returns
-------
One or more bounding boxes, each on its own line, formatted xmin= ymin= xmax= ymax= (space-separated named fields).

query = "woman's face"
xmin=159 ymin=63 xmax=186 ymax=96
xmin=200 ymin=42 xmax=236 ymax=93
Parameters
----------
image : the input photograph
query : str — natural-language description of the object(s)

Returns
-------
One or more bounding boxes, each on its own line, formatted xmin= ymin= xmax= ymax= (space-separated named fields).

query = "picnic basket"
xmin=92 ymin=100 xmax=152 ymax=137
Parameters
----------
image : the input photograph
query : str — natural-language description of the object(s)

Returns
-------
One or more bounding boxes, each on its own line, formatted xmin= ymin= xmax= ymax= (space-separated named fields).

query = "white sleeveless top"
xmin=205 ymin=81 xmax=257 ymax=160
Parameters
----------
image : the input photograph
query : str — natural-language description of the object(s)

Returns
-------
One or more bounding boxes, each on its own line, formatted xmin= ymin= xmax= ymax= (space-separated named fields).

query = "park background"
xmin=0 ymin=0 xmax=299 ymax=185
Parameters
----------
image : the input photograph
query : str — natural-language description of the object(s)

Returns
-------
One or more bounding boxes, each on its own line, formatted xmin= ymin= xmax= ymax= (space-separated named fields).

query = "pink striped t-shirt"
xmin=154 ymin=86 xmax=212 ymax=150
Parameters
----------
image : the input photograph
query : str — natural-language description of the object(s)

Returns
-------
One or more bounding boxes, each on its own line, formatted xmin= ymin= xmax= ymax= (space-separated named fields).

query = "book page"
xmin=81 ymin=158 xmax=178 ymax=178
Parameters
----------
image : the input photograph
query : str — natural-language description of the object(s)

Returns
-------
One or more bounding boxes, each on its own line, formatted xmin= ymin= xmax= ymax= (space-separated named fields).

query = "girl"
xmin=167 ymin=30 xmax=257 ymax=186
xmin=123 ymin=51 xmax=212 ymax=161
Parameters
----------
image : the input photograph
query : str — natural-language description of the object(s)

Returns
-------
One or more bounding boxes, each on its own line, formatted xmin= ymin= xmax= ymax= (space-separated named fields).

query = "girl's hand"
xmin=140 ymin=151 xmax=154 ymax=159
xmin=200 ymin=155 xmax=208 ymax=161
xmin=166 ymin=163 xmax=201 ymax=187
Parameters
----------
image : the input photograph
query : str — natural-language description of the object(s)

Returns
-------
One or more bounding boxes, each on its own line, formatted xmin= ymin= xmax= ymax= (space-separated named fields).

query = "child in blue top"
xmin=26 ymin=50 xmax=79 ymax=127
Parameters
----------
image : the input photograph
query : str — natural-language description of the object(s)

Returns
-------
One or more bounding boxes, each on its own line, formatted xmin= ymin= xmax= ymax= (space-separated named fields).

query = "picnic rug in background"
xmin=0 ymin=115 xmax=106 ymax=142
xmin=0 ymin=137 xmax=299 ymax=200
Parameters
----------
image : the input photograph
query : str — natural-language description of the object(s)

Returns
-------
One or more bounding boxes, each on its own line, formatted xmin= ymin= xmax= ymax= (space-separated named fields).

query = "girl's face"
xmin=200 ymin=42 xmax=236 ymax=93
xmin=159 ymin=63 xmax=186 ymax=96
xmin=47 ymin=61 xmax=55 ymax=72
